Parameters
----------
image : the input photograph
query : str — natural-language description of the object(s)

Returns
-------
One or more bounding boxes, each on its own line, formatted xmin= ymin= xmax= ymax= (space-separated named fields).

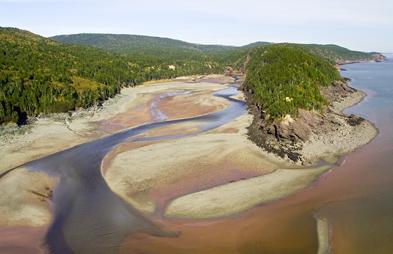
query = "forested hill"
xmin=0 ymin=28 xmax=132 ymax=124
xmin=243 ymin=44 xmax=341 ymax=120
xmin=51 ymin=33 xmax=245 ymax=63
xmin=0 ymin=28 xmax=226 ymax=124
xmin=52 ymin=33 xmax=383 ymax=64
xmin=298 ymin=44 xmax=386 ymax=63
xmin=0 ymin=27 xmax=385 ymax=125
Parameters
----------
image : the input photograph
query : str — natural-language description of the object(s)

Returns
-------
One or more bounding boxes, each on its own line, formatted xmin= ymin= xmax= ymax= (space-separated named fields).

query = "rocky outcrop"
xmin=244 ymin=79 xmax=374 ymax=164
xmin=335 ymin=53 xmax=386 ymax=65
xmin=371 ymin=53 xmax=387 ymax=62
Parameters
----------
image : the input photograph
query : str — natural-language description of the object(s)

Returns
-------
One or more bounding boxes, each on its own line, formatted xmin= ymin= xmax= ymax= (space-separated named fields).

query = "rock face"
xmin=244 ymin=79 xmax=369 ymax=163
xmin=321 ymin=80 xmax=356 ymax=102
xmin=371 ymin=53 xmax=387 ymax=62
xmin=335 ymin=53 xmax=387 ymax=65
xmin=347 ymin=114 xmax=365 ymax=126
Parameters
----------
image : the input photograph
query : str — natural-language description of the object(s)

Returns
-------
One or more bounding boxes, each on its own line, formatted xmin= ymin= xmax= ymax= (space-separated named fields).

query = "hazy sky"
xmin=1 ymin=0 xmax=392 ymax=52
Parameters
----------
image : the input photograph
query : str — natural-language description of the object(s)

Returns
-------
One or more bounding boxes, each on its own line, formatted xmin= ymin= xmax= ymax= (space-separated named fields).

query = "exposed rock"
xmin=281 ymin=114 xmax=294 ymax=126
xmin=291 ymin=120 xmax=311 ymax=142
xmin=243 ymin=78 xmax=376 ymax=164
xmin=371 ymin=53 xmax=387 ymax=62
xmin=335 ymin=53 xmax=386 ymax=65
xmin=346 ymin=114 xmax=364 ymax=126
xmin=321 ymin=80 xmax=355 ymax=103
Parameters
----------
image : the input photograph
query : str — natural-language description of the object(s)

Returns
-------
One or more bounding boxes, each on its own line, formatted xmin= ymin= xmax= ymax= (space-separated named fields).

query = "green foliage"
xmin=244 ymin=44 xmax=341 ymax=120
xmin=296 ymin=44 xmax=376 ymax=63
xmin=0 ymin=28 xmax=379 ymax=125
xmin=51 ymin=33 xmax=243 ymax=67
xmin=0 ymin=28 xmax=228 ymax=124
xmin=0 ymin=28 xmax=138 ymax=123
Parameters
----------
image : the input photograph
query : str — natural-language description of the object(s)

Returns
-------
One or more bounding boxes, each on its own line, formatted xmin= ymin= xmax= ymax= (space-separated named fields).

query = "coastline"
xmin=160 ymin=74 xmax=378 ymax=220
xmin=0 ymin=72 xmax=379 ymax=231
xmin=245 ymin=79 xmax=378 ymax=165
xmin=300 ymin=86 xmax=378 ymax=164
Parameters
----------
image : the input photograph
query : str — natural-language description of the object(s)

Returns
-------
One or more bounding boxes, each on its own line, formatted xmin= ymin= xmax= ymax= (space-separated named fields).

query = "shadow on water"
xmin=24 ymin=86 xmax=246 ymax=254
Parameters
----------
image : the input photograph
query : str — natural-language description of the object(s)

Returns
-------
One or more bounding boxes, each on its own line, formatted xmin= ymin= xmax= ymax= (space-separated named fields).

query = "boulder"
xmin=292 ymin=120 xmax=311 ymax=142
xmin=347 ymin=114 xmax=364 ymax=126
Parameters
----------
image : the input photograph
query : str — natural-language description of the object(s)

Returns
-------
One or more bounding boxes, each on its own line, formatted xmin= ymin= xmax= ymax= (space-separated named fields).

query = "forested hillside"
xmin=52 ymin=33 xmax=383 ymax=65
xmin=51 ymin=33 xmax=244 ymax=64
xmin=298 ymin=44 xmax=384 ymax=63
xmin=0 ymin=28 xmax=226 ymax=124
xmin=0 ymin=27 xmax=385 ymax=125
xmin=243 ymin=44 xmax=341 ymax=120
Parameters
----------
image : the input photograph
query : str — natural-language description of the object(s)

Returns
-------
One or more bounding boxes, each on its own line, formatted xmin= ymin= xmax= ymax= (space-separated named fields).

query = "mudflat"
xmin=0 ymin=74 xmax=377 ymax=253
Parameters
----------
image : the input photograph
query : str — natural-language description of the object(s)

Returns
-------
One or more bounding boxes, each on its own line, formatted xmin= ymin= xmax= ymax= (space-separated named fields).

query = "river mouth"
xmin=118 ymin=58 xmax=393 ymax=254
xmin=2 ymin=57 xmax=392 ymax=254
xmin=22 ymin=85 xmax=247 ymax=254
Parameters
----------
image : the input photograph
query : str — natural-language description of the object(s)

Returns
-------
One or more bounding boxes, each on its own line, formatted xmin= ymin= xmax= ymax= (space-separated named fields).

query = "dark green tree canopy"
xmin=244 ymin=44 xmax=341 ymax=120
xmin=0 ymin=27 xmax=380 ymax=124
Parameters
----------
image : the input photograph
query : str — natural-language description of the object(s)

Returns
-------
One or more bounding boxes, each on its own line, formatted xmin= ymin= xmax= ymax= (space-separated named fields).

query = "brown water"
xmin=121 ymin=57 xmax=393 ymax=253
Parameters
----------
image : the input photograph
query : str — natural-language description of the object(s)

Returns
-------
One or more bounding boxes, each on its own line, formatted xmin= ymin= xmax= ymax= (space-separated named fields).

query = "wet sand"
xmin=103 ymin=77 xmax=376 ymax=221
xmin=0 ymin=77 xmax=256 ymax=253
xmin=119 ymin=60 xmax=393 ymax=253
xmin=0 ymin=78 xmax=229 ymax=174
xmin=0 ymin=226 xmax=48 ymax=254
xmin=1 ymin=64 xmax=390 ymax=253
xmin=165 ymin=167 xmax=330 ymax=219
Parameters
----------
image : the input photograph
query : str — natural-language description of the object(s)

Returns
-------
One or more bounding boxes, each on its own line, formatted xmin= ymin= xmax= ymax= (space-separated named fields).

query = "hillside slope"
xmin=244 ymin=44 xmax=341 ymax=120
xmin=1 ymin=27 xmax=385 ymax=125
xmin=243 ymin=44 xmax=377 ymax=162
xmin=0 ymin=28 xmax=137 ymax=124
xmin=298 ymin=44 xmax=386 ymax=63
xmin=51 ymin=33 xmax=243 ymax=63
xmin=0 ymin=28 xmax=224 ymax=124
xmin=52 ymin=33 xmax=385 ymax=65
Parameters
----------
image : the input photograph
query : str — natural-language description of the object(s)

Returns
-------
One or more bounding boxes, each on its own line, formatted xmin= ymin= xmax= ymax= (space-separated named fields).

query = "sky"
xmin=1 ymin=0 xmax=392 ymax=52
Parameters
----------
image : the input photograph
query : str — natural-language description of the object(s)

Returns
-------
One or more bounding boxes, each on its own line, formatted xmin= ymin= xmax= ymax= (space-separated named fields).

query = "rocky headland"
xmin=241 ymin=44 xmax=379 ymax=165
xmin=244 ymin=73 xmax=377 ymax=165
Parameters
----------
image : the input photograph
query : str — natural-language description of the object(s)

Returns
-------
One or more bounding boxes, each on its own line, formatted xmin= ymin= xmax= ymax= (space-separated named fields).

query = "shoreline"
xmin=245 ymin=79 xmax=378 ymax=165
xmin=336 ymin=53 xmax=387 ymax=65
xmin=0 ymin=75 xmax=228 ymax=174
xmin=0 ymin=77 xmax=237 ymax=227
xmin=0 ymin=71 xmax=379 ymax=232
xmin=300 ymin=86 xmax=378 ymax=164
xmin=159 ymin=74 xmax=378 ymax=220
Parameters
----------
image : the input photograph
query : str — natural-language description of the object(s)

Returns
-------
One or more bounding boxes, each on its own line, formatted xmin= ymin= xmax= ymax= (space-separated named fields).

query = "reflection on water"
xmin=25 ymin=86 xmax=246 ymax=254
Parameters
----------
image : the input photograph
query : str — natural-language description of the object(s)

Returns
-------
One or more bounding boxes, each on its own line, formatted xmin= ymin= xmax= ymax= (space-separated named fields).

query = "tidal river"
xmin=24 ymin=86 xmax=246 ymax=254
xmin=121 ymin=56 xmax=393 ymax=254
xmin=7 ymin=56 xmax=393 ymax=254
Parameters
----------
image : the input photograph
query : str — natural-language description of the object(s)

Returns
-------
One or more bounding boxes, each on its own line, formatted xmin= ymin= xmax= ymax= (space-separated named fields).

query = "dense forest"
xmin=0 ymin=27 xmax=384 ymax=125
xmin=52 ymin=33 xmax=381 ymax=65
xmin=0 ymin=28 xmax=228 ymax=124
xmin=51 ymin=33 xmax=246 ymax=64
xmin=243 ymin=44 xmax=341 ymax=120
xmin=298 ymin=44 xmax=383 ymax=63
